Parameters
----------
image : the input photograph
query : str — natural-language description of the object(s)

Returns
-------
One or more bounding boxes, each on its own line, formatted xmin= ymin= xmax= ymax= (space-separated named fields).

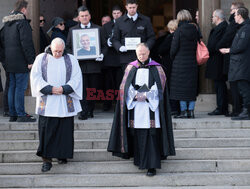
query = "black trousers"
xmin=229 ymin=81 xmax=242 ymax=113
xmin=237 ymin=80 xmax=250 ymax=108
xmin=81 ymin=72 xmax=101 ymax=116
xmin=102 ymin=66 xmax=123 ymax=106
xmin=214 ymin=80 xmax=228 ymax=113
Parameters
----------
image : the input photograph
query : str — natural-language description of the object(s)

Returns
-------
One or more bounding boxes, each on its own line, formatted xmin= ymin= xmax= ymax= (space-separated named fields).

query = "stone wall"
xmin=0 ymin=0 xmax=16 ymax=28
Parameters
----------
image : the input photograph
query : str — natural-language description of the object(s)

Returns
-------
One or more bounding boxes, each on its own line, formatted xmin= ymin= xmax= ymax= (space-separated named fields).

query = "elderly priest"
xmin=30 ymin=38 xmax=82 ymax=172
xmin=108 ymin=43 xmax=175 ymax=176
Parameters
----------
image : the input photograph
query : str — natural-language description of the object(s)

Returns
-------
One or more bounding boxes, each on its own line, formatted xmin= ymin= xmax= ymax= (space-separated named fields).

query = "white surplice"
xmin=30 ymin=53 xmax=82 ymax=117
xmin=126 ymin=68 xmax=160 ymax=128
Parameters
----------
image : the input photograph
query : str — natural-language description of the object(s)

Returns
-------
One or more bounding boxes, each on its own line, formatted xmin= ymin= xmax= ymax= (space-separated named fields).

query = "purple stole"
xmin=38 ymin=54 xmax=75 ymax=115
xmin=119 ymin=60 xmax=166 ymax=153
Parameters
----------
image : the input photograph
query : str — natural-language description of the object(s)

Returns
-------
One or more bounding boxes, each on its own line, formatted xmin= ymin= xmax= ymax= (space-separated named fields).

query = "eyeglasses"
xmin=59 ymin=23 xmax=65 ymax=26
xmin=40 ymin=19 xmax=45 ymax=23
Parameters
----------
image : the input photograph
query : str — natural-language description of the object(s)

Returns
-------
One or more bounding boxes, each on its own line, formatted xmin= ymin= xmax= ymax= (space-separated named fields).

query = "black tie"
xmin=85 ymin=26 xmax=88 ymax=29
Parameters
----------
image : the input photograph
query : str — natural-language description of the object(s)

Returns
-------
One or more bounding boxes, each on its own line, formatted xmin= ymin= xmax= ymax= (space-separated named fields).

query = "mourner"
xmin=66 ymin=5 xmax=103 ymax=120
xmin=220 ymin=7 xmax=250 ymax=120
xmin=112 ymin=0 xmax=155 ymax=71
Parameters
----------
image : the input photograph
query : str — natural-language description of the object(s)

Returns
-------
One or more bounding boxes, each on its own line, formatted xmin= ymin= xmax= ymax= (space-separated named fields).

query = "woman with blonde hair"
xmin=170 ymin=10 xmax=199 ymax=118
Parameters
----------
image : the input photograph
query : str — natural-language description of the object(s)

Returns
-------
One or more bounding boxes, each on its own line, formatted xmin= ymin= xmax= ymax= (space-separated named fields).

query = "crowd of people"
xmin=0 ymin=0 xmax=249 ymax=176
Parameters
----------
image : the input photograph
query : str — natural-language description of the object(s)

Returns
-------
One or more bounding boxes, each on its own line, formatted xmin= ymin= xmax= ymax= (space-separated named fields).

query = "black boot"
xmin=188 ymin=110 xmax=195 ymax=119
xmin=58 ymin=159 xmax=67 ymax=164
xmin=174 ymin=110 xmax=188 ymax=118
xmin=231 ymin=108 xmax=250 ymax=120
xmin=146 ymin=168 xmax=156 ymax=176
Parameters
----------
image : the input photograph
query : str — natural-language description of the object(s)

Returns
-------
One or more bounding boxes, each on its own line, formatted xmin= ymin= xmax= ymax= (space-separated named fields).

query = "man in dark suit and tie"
xmin=67 ymin=6 xmax=103 ymax=120
xmin=101 ymin=5 xmax=123 ymax=111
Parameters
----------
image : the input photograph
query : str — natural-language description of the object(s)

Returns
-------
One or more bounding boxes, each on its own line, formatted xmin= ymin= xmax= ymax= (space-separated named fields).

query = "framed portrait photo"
xmin=72 ymin=28 xmax=100 ymax=60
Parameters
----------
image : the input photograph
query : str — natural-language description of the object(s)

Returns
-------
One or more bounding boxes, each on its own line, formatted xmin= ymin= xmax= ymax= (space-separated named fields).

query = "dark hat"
xmin=51 ymin=17 xmax=64 ymax=27
xmin=47 ymin=17 xmax=64 ymax=34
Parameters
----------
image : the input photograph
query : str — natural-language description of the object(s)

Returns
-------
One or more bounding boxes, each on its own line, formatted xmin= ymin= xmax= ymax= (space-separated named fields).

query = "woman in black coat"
xmin=49 ymin=17 xmax=67 ymax=43
xmin=158 ymin=19 xmax=179 ymax=115
xmin=170 ymin=10 xmax=199 ymax=118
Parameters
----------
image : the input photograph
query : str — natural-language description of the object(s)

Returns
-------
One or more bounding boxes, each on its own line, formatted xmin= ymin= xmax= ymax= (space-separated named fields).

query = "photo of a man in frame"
xmin=77 ymin=34 xmax=96 ymax=56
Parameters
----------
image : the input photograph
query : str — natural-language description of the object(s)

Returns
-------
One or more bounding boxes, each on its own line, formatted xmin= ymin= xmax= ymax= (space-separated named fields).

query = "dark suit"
xmin=66 ymin=23 xmax=102 ymax=116
xmin=101 ymin=20 xmax=123 ymax=108
xmin=112 ymin=13 xmax=155 ymax=68
xmin=217 ymin=14 xmax=244 ymax=115
xmin=206 ymin=21 xmax=228 ymax=114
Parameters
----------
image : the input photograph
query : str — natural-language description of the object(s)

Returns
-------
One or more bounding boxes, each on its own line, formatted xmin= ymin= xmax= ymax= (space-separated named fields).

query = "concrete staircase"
xmin=1 ymin=112 xmax=250 ymax=188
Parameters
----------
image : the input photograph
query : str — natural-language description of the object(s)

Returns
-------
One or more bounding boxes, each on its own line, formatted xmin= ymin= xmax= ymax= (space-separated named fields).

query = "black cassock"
xmin=37 ymin=116 xmax=74 ymax=159
xmin=107 ymin=61 xmax=175 ymax=169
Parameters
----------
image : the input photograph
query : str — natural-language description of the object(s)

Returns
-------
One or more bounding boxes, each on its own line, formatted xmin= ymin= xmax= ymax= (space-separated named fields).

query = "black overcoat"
xmin=158 ymin=32 xmax=173 ymax=80
xmin=112 ymin=13 xmax=155 ymax=65
xmin=216 ymin=14 xmax=243 ymax=75
xmin=170 ymin=21 xmax=198 ymax=101
xmin=101 ymin=20 xmax=120 ymax=67
xmin=205 ymin=21 xmax=228 ymax=80
xmin=107 ymin=64 xmax=175 ymax=159
xmin=66 ymin=23 xmax=102 ymax=74
xmin=228 ymin=19 xmax=250 ymax=82
xmin=0 ymin=12 xmax=35 ymax=73
xmin=51 ymin=28 xmax=67 ymax=43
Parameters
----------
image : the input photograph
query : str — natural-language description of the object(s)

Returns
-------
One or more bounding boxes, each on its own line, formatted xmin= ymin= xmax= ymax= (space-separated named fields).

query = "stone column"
xmin=27 ymin=0 xmax=40 ymax=54
xmin=198 ymin=0 xmax=220 ymax=93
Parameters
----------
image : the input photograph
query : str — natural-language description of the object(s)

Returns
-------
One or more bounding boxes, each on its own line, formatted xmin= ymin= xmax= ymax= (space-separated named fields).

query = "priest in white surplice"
xmin=30 ymin=38 xmax=82 ymax=172
xmin=108 ymin=43 xmax=175 ymax=177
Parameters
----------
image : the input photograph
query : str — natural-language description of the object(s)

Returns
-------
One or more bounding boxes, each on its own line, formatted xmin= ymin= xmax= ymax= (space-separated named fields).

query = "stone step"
xmin=0 ymin=120 xmax=112 ymax=131
xmin=1 ymin=159 xmax=250 ymax=175
xmin=1 ymin=119 xmax=250 ymax=131
xmin=2 ymin=129 xmax=250 ymax=141
xmin=1 ymin=148 xmax=250 ymax=163
xmin=1 ymin=172 xmax=250 ymax=188
xmin=4 ymin=187 xmax=250 ymax=189
xmin=1 ymin=138 xmax=250 ymax=151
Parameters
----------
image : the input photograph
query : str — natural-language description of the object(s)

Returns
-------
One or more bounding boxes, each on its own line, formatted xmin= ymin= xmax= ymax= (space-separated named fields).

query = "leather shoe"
xmin=58 ymin=159 xmax=67 ymax=164
xmin=174 ymin=110 xmax=188 ymax=118
xmin=41 ymin=162 xmax=52 ymax=172
xmin=231 ymin=108 xmax=250 ymax=120
xmin=78 ymin=114 xmax=88 ymax=120
xmin=146 ymin=168 xmax=156 ymax=176
xmin=225 ymin=112 xmax=240 ymax=117
xmin=208 ymin=109 xmax=224 ymax=116
xmin=9 ymin=116 xmax=17 ymax=122
xmin=188 ymin=110 xmax=195 ymax=119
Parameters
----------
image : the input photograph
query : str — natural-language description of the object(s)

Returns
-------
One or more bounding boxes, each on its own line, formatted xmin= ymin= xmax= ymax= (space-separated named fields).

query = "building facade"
xmin=0 ymin=0 xmax=249 ymax=95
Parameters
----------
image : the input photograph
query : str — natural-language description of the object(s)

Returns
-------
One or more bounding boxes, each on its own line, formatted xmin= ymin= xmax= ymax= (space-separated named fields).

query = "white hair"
xmin=51 ymin=37 xmax=65 ymax=49
xmin=214 ymin=9 xmax=225 ymax=20
xmin=136 ymin=43 xmax=150 ymax=51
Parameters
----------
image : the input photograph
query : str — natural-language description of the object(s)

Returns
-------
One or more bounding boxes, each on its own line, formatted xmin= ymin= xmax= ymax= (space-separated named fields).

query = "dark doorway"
xmin=173 ymin=0 xmax=198 ymax=21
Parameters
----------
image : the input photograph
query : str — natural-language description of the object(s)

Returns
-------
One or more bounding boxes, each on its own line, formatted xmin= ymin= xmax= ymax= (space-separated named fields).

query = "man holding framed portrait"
xmin=66 ymin=6 xmax=103 ymax=120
